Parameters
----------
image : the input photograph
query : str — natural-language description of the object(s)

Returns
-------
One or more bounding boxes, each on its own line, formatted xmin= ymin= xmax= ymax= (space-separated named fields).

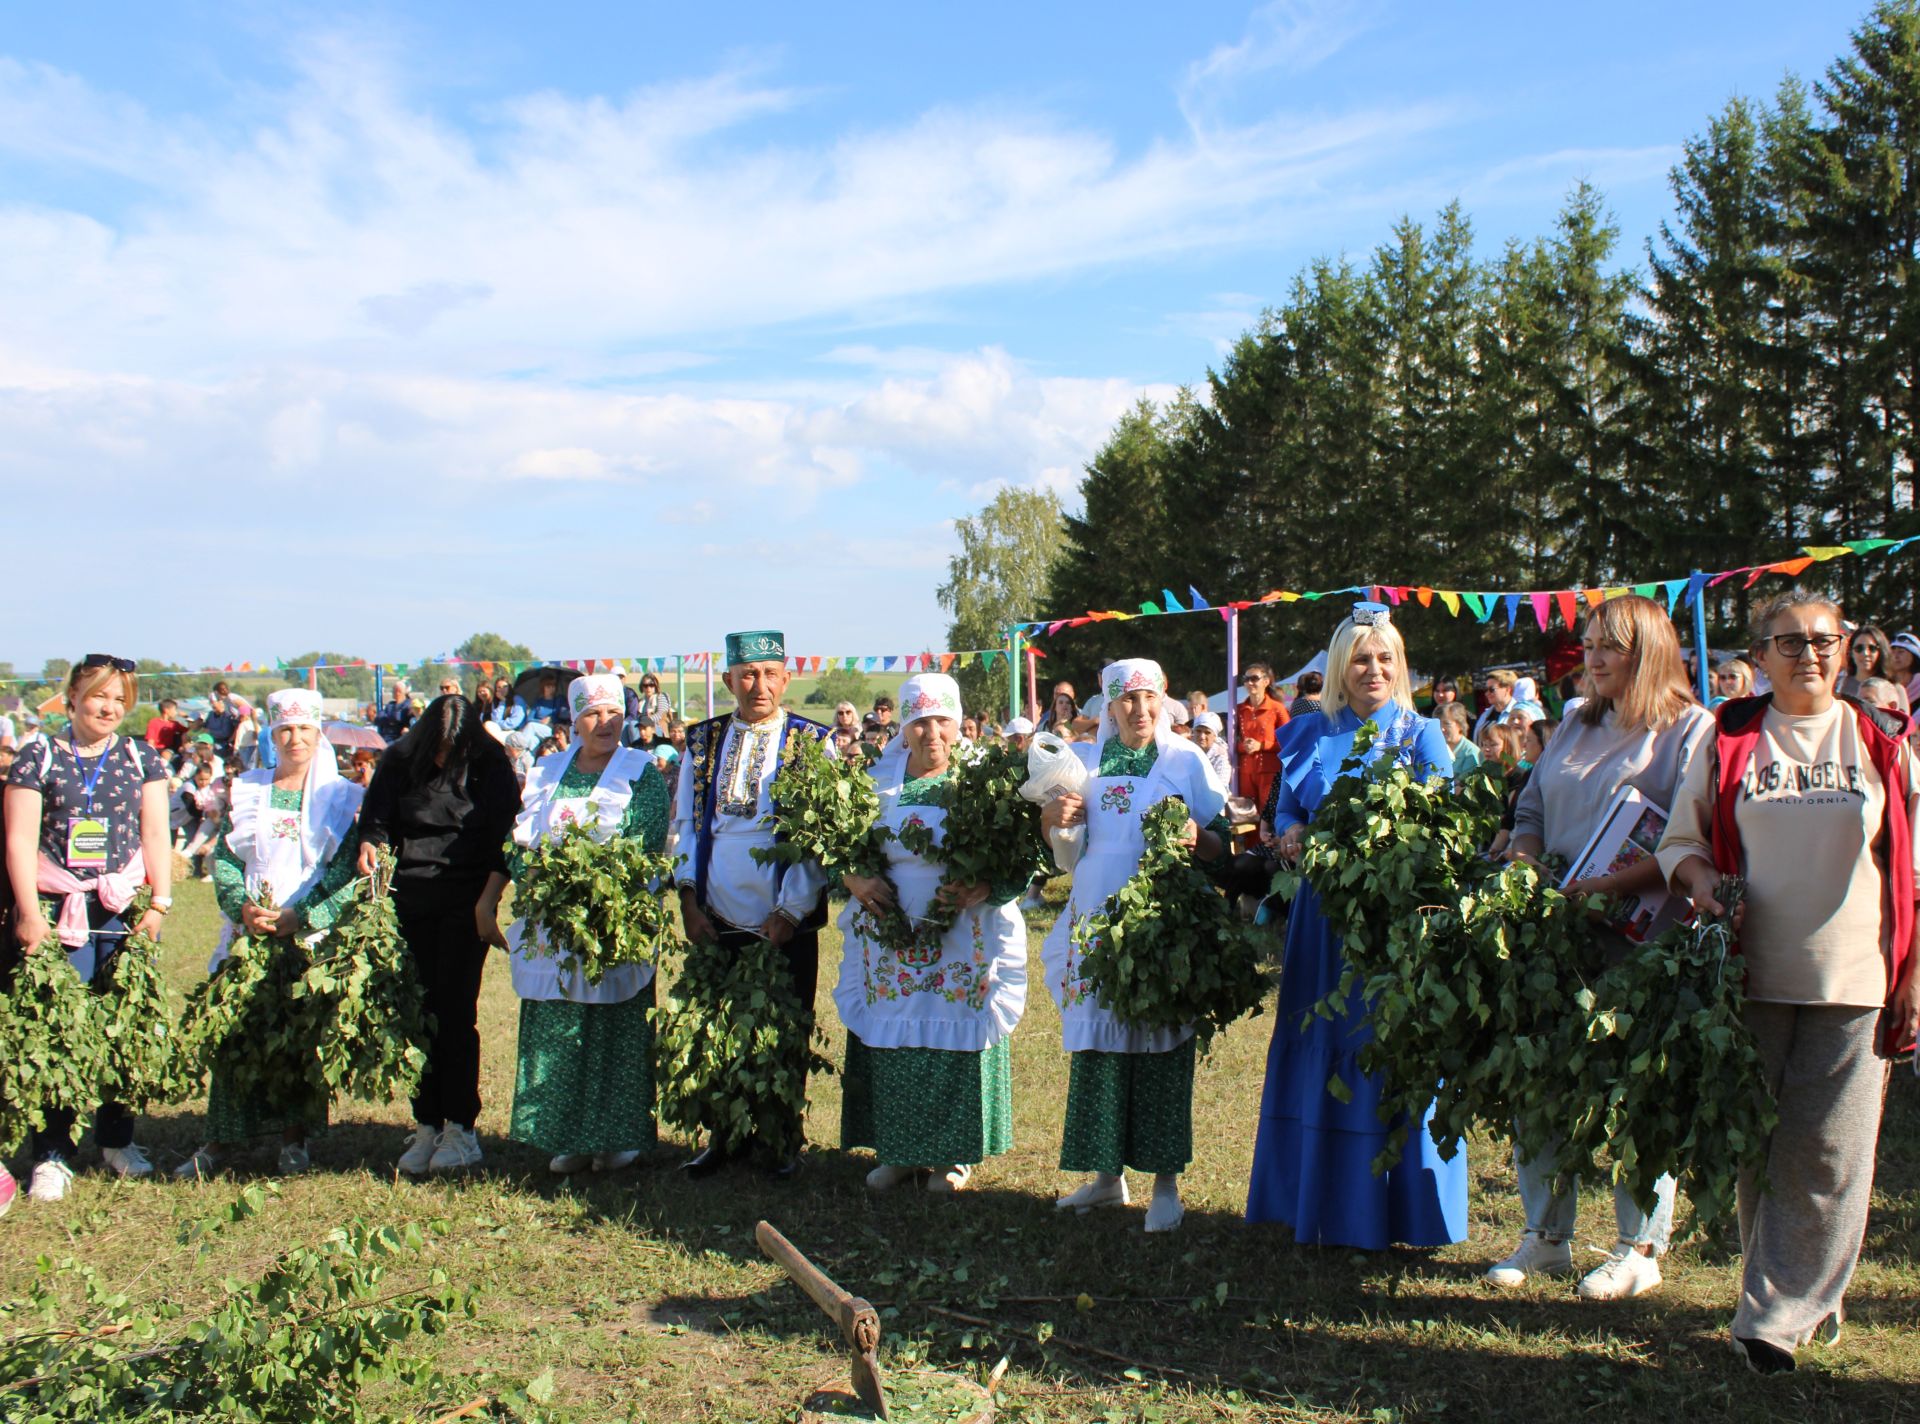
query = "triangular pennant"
xmin=1743 ymin=568 xmax=1769 ymax=589
xmin=1773 ymin=557 xmax=1815 ymax=576
xmin=1188 ymin=586 xmax=1211 ymax=610
xmin=884 ymin=656 xmax=899 ymax=670
xmin=1664 ymin=580 xmax=1687 ymax=613
xmin=1554 ymin=591 xmax=1579 ymax=628
xmin=1529 ymin=593 xmax=1551 ymax=630
xmin=940 ymin=654 xmax=956 ymax=673
xmin=1139 ymin=600 xmax=1163 ymax=616
xmin=1802 ymin=546 xmax=1853 ymax=562
xmin=864 ymin=657 xmax=877 ymax=671
xmin=1845 ymin=538 xmax=1897 ymax=553
xmin=1583 ymin=589 xmax=1607 ymax=609
xmin=1415 ymin=587 xmax=1434 ymax=608
xmin=1503 ymin=594 xmax=1522 ymax=630
xmin=1632 ymin=583 xmax=1656 ymax=600
xmin=1381 ymin=586 xmax=1404 ymax=606
xmin=1161 ymin=589 xmax=1186 ymax=613
xmin=1437 ymin=590 xmax=1461 ymax=616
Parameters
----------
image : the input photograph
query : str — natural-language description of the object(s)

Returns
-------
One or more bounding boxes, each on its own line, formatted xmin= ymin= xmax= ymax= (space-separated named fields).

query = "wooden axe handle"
xmin=756 ymin=1220 xmax=856 ymax=1334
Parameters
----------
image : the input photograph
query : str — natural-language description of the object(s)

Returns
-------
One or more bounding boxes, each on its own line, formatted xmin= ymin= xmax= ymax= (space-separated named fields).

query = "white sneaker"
xmin=0 ymin=1165 xmax=14 ymax=1218
xmin=1577 ymin=1241 xmax=1663 ymax=1301
xmin=397 ymin=1123 xmax=439 ymax=1176
xmin=28 ymin=1159 xmax=74 ymax=1203
xmin=1484 ymin=1231 xmax=1574 ymax=1288
xmin=865 ymin=1163 xmax=918 ymax=1192
xmin=277 ymin=1143 xmax=311 ymax=1175
xmin=101 ymin=1144 xmax=153 ymax=1179
xmin=427 ymin=1124 xmax=483 ymax=1173
xmin=1144 ymin=1180 xmax=1184 ymax=1233
xmin=173 ymin=1146 xmax=221 ymax=1180
xmin=549 ymin=1152 xmax=593 ymax=1175
xmin=1055 ymin=1174 xmax=1129 ymax=1212
xmin=925 ymin=1163 xmax=972 ymax=1194
xmin=592 ymin=1150 xmax=642 ymax=1173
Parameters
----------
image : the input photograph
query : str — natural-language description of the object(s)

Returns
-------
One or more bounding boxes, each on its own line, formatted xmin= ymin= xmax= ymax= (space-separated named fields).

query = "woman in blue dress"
xmin=1245 ymin=601 xmax=1469 ymax=1249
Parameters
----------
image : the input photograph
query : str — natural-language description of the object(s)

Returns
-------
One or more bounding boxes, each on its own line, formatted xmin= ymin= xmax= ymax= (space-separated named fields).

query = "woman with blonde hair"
xmin=1712 ymin=656 xmax=1756 ymax=706
xmin=1659 ymin=590 xmax=1918 ymax=1373
xmin=1246 ymin=603 xmax=1467 ymax=1249
xmin=4 ymin=656 xmax=174 ymax=1201
xmin=1485 ymin=594 xmax=1713 ymax=1299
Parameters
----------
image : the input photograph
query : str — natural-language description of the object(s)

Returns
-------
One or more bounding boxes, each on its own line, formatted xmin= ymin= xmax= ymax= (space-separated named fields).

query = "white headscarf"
xmin=226 ymin=688 xmax=363 ymax=910
xmin=874 ymin=673 xmax=963 ymax=785
xmin=569 ymin=673 xmax=624 ymax=720
xmin=1097 ymin=658 xmax=1173 ymax=741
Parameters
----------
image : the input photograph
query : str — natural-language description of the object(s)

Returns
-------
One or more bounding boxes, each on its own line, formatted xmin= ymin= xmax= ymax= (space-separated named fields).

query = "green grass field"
xmin=4 ymin=879 xmax=1917 ymax=1423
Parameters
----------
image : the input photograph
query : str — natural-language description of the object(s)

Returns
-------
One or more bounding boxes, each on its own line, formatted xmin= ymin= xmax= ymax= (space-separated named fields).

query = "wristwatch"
xmin=150 ymin=897 xmax=173 ymax=915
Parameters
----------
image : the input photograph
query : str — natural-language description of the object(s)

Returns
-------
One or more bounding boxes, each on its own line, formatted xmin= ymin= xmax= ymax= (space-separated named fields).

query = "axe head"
xmin=850 ymin=1346 xmax=888 ymax=1419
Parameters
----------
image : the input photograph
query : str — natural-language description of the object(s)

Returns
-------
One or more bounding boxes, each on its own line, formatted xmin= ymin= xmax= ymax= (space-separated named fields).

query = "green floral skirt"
xmin=510 ymin=983 xmax=656 ymax=1155
xmin=205 ymin=1064 xmax=329 ymax=1143
xmin=841 ymin=1034 xmax=1012 ymax=1167
xmin=1058 ymin=1039 xmax=1196 ymax=1175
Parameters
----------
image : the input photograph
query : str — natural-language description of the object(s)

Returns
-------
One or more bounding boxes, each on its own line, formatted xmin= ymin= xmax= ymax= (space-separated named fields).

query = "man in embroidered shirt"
xmin=672 ymin=629 xmax=831 ymax=1180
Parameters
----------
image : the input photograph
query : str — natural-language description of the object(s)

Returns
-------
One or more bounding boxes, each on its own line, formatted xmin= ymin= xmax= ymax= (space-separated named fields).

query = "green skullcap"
xmin=725 ymin=630 xmax=787 ymax=667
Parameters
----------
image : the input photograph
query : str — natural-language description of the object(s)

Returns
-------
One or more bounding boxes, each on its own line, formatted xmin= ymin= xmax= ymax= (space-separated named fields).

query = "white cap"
xmin=1004 ymin=716 xmax=1035 ymax=736
xmin=1193 ymin=711 xmax=1223 ymax=733
xmin=266 ymin=688 xmax=323 ymax=730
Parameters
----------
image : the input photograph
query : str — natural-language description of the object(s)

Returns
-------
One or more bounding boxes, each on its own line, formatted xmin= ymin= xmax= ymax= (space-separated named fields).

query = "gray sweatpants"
xmin=1733 ymin=1003 xmax=1888 ymax=1352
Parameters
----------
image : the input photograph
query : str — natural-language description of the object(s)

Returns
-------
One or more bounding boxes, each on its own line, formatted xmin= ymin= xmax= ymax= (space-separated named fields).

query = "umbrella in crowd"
xmin=323 ymin=722 xmax=385 ymax=751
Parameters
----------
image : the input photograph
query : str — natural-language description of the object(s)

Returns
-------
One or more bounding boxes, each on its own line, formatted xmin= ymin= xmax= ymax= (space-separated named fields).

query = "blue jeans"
xmin=1515 ymin=1138 xmax=1674 ymax=1251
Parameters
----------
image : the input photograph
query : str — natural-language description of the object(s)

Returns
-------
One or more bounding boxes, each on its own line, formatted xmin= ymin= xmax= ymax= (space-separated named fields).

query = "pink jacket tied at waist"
xmin=36 ymin=850 xmax=148 ymax=948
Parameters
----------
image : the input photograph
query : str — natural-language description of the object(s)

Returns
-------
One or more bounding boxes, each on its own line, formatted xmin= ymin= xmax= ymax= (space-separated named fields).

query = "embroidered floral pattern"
xmin=904 ymin=689 xmax=957 ymax=718
xmin=716 ymin=719 xmax=776 ymax=818
xmin=861 ymin=910 xmax=992 ymax=1008
xmin=269 ymin=813 xmax=301 ymax=841
xmin=1104 ymin=668 xmax=1160 ymax=701
xmin=1098 ymin=782 xmax=1135 ymax=815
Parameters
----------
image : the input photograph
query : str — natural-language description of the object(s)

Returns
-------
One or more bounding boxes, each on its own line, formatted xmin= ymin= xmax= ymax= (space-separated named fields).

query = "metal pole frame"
xmin=1690 ymin=570 xmax=1712 ymax=703
xmin=1225 ymin=608 xmax=1241 ymax=796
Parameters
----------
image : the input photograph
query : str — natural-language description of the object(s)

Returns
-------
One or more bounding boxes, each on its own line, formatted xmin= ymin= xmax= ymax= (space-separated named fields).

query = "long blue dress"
xmin=1245 ymin=704 xmax=1470 ymax=1249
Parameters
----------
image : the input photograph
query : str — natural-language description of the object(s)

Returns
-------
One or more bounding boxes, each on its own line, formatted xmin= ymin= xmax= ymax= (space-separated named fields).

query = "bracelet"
xmin=150 ymin=898 xmax=173 ymax=914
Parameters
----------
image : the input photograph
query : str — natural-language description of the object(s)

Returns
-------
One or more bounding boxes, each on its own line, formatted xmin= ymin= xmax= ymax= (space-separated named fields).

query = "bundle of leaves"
xmin=1288 ymin=725 xmax=1774 ymax=1231
xmin=512 ymin=817 xmax=681 ymax=984
xmin=1072 ymin=797 xmax=1267 ymax=1051
xmin=755 ymin=731 xmax=890 ymax=883
xmin=180 ymin=847 xmax=430 ymax=1112
xmin=1533 ymin=877 xmax=1775 ymax=1231
xmin=894 ymin=739 xmax=1051 ymax=940
xmin=0 ymin=890 xmax=196 ymax=1155
xmin=756 ymin=732 xmax=917 ymax=949
xmin=655 ymin=935 xmax=833 ymax=1161
xmin=299 ymin=852 xmax=431 ymax=1103
xmin=100 ymin=894 xmax=198 ymax=1113
xmin=1277 ymin=738 xmax=1581 ymax=1167
xmin=0 ymin=1188 xmax=560 ymax=1423
xmin=0 ymin=944 xmax=113 ymax=1158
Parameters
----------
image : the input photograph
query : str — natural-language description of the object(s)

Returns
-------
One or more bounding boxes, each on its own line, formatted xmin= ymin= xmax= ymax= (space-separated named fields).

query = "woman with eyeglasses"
xmin=1485 ymin=594 xmax=1712 ymax=1299
xmin=1840 ymin=626 xmax=1893 ymax=702
xmin=3 ymin=655 xmax=173 ymax=1202
xmin=1658 ymin=591 xmax=1919 ymax=1374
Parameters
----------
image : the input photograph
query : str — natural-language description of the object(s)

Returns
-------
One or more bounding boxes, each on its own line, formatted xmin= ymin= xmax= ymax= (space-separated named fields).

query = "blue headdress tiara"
xmin=1348 ymin=600 xmax=1392 ymax=629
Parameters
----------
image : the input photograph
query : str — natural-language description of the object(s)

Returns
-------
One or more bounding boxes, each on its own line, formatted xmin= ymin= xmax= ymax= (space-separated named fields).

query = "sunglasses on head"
xmin=80 ymin=653 xmax=136 ymax=673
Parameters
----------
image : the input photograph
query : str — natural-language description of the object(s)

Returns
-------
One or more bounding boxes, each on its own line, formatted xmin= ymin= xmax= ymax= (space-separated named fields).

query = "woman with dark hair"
xmin=356 ymin=695 xmax=520 ymax=1175
xmin=1841 ymin=625 xmax=1894 ymax=701
xmin=1037 ymin=682 xmax=1079 ymax=736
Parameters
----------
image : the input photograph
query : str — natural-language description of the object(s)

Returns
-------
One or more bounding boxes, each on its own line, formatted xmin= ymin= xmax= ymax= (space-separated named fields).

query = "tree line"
xmin=985 ymin=1 xmax=1920 ymax=697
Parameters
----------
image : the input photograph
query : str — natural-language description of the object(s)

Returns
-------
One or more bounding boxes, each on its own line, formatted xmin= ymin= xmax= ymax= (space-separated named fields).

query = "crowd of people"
xmin=1 ymin=595 xmax=1915 ymax=1379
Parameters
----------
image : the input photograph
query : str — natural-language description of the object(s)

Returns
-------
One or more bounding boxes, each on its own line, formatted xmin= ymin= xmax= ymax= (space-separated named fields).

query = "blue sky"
xmin=0 ymin=1 xmax=1865 ymax=671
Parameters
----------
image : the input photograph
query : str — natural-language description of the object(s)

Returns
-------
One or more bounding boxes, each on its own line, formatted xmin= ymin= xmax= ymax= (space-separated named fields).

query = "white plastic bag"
xmin=1020 ymin=732 xmax=1090 ymax=873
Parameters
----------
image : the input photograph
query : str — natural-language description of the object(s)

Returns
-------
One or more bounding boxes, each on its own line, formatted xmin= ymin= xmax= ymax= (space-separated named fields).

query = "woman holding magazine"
xmin=1485 ymin=594 xmax=1713 ymax=1301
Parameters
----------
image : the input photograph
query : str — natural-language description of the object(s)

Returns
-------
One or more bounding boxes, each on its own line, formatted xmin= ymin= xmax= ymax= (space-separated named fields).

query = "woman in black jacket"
xmin=357 ymin=695 xmax=519 ymax=1175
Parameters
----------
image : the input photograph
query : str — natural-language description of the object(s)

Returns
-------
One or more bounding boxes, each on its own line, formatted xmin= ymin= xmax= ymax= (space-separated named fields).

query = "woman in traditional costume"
xmin=1246 ymin=601 xmax=1469 ymax=1250
xmin=506 ymin=674 xmax=670 ymax=1175
xmin=836 ymin=674 xmax=1027 ymax=1193
xmin=1039 ymin=658 xmax=1229 ymax=1233
xmin=176 ymin=689 xmax=365 ymax=1178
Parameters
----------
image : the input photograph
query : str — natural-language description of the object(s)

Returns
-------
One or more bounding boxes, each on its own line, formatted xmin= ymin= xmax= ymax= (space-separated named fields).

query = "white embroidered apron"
xmin=1040 ymin=757 xmax=1196 ymax=1055
xmin=506 ymin=747 xmax=653 ymax=1005
xmin=832 ymin=789 xmax=1026 ymax=1052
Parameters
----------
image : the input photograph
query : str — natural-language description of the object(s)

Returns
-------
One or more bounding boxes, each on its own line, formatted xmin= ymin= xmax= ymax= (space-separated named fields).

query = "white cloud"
xmin=0 ymin=37 xmax=1453 ymax=379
